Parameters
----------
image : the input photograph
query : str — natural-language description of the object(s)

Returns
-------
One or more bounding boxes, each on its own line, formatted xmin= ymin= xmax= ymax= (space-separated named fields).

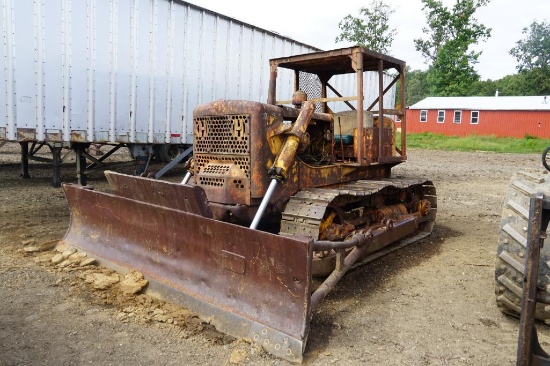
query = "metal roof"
xmin=409 ymin=96 xmax=550 ymax=111
xmin=270 ymin=47 xmax=406 ymax=75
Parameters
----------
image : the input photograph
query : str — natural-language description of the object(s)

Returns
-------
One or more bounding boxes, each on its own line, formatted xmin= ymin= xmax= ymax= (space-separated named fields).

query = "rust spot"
xmin=17 ymin=128 xmax=36 ymax=142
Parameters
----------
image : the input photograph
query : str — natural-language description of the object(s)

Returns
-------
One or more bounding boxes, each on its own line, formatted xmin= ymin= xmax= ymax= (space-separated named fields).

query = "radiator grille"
xmin=195 ymin=155 xmax=250 ymax=179
xmin=198 ymin=177 xmax=225 ymax=187
xmin=194 ymin=115 xmax=250 ymax=155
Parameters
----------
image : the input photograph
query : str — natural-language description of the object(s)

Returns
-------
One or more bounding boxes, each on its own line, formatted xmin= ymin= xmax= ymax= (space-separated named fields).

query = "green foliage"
xmin=520 ymin=68 xmax=550 ymax=95
xmin=414 ymin=0 xmax=491 ymax=97
xmin=427 ymin=40 xmax=481 ymax=96
xmin=494 ymin=73 xmax=527 ymax=95
xmin=473 ymin=78 xmax=498 ymax=96
xmin=472 ymin=68 xmax=550 ymax=96
xmin=335 ymin=0 xmax=395 ymax=54
xmin=403 ymin=132 xmax=550 ymax=154
xmin=497 ymin=19 xmax=550 ymax=96
xmin=405 ymin=68 xmax=430 ymax=105
xmin=510 ymin=20 xmax=550 ymax=72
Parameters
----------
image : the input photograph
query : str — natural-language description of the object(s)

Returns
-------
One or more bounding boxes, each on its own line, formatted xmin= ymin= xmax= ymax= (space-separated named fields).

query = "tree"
xmin=427 ymin=40 xmax=481 ymax=96
xmin=472 ymin=69 xmax=550 ymax=97
xmin=405 ymin=68 xmax=430 ymax=105
xmin=510 ymin=20 xmax=550 ymax=72
xmin=473 ymin=78 xmax=497 ymax=96
xmin=495 ymin=73 xmax=528 ymax=96
xmin=414 ymin=0 xmax=491 ymax=96
xmin=521 ymin=68 xmax=550 ymax=95
xmin=335 ymin=0 xmax=396 ymax=54
xmin=508 ymin=20 xmax=550 ymax=95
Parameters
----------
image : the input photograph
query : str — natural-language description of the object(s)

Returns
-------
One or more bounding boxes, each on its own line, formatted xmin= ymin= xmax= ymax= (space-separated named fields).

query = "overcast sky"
xmin=188 ymin=0 xmax=549 ymax=81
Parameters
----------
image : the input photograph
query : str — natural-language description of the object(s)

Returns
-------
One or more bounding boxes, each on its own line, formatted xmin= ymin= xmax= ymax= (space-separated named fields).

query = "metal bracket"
xmin=153 ymin=146 xmax=193 ymax=179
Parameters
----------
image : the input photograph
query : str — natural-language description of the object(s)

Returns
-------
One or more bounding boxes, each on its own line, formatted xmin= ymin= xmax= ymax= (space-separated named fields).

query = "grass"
xmin=398 ymin=132 xmax=550 ymax=154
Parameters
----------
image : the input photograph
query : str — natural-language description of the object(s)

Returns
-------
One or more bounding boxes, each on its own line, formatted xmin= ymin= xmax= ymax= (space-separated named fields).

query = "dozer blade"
xmin=61 ymin=173 xmax=313 ymax=363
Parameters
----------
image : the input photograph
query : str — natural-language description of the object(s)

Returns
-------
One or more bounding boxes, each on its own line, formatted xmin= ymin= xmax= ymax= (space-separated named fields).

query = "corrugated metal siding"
xmin=406 ymin=109 xmax=550 ymax=138
xmin=409 ymin=96 xmax=550 ymax=111
xmin=0 ymin=0 xmax=396 ymax=145
xmin=0 ymin=0 xmax=321 ymax=144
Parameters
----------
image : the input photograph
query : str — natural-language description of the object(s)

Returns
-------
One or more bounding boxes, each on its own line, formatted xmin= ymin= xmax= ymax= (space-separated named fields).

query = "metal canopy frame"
xmin=267 ymin=46 xmax=407 ymax=166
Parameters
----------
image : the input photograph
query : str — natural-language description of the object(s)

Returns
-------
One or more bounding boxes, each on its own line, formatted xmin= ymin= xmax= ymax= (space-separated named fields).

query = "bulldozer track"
xmin=280 ymin=178 xmax=436 ymax=239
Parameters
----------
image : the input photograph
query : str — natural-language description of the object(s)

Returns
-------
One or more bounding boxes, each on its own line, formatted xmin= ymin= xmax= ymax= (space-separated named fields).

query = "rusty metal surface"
xmin=105 ymin=171 xmax=213 ymax=218
xmin=517 ymin=193 xmax=550 ymax=366
xmin=70 ymin=130 xmax=87 ymax=142
xmin=17 ymin=128 xmax=36 ymax=142
xmin=45 ymin=129 xmax=62 ymax=142
xmin=310 ymin=215 xmax=418 ymax=311
xmin=61 ymin=182 xmax=313 ymax=362
xmin=272 ymin=102 xmax=315 ymax=180
xmin=279 ymin=179 xmax=437 ymax=276
xmin=270 ymin=47 xmax=406 ymax=76
xmin=194 ymin=100 xmax=283 ymax=202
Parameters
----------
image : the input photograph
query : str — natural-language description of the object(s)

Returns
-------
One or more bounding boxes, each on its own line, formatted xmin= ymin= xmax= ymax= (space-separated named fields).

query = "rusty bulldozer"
xmin=60 ymin=47 xmax=437 ymax=362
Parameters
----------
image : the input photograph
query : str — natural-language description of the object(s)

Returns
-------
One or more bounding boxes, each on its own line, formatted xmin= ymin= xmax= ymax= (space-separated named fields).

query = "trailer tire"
xmin=154 ymin=144 xmax=181 ymax=163
xmin=495 ymin=169 xmax=550 ymax=321
xmin=542 ymin=146 xmax=550 ymax=172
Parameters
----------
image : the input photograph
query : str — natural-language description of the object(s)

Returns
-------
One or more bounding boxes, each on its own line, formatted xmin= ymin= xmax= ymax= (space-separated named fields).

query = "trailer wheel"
xmin=495 ymin=169 xmax=550 ymax=321
xmin=154 ymin=144 xmax=181 ymax=163
xmin=542 ymin=146 xmax=550 ymax=172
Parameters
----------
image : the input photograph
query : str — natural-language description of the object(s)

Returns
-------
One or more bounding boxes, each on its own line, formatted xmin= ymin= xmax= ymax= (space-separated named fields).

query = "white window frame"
xmin=420 ymin=110 xmax=427 ymax=122
xmin=453 ymin=110 xmax=462 ymax=124
xmin=470 ymin=111 xmax=479 ymax=124
xmin=437 ymin=110 xmax=445 ymax=123
xmin=395 ymin=115 xmax=401 ymax=122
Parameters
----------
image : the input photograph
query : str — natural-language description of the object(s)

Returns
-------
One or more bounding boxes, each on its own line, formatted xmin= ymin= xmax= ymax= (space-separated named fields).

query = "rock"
xmin=23 ymin=246 xmax=41 ymax=253
xmin=229 ymin=349 xmax=247 ymax=364
xmin=38 ymin=240 xmax=58 ymax=251
xmin=68 ymin=252 xmax=86 ymax=264
xmin=119 ymin=271 xmax=148 ymax=295
xmin=62 ymin=248 xmax=77 ymax=258
xmin=51 ymin=253 xmax=65 ymax=265
xmin=152 ymin=314 xmax=169 ymax=323
xmin=34 ymin=254 xmax=54 ymax=264
xmin=55 ymin=241 xmax=70 ymax=252
xmin=85 ymin=273 xmax=120 ymax=290
xmin=21 ymin=239 xmax=35 ymax=246
xmin=38 ymin=240 xmax=59 ymax=252
xmin=57 ymin=259 xmax=72 ymax=268
xmin=24 ymin=239 xmax=59 ymax=253
xmin=79 ymin=258 xmax=96 ymax=267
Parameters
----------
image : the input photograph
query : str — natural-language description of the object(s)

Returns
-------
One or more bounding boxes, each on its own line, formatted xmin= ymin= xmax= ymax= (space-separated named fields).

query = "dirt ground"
xmin=1 ymin=142 xmax=548 ymax=365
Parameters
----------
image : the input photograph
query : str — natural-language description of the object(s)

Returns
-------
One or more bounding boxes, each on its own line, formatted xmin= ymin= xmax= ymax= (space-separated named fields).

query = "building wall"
xmin=404 ymin=109 xmax=550 ymax=138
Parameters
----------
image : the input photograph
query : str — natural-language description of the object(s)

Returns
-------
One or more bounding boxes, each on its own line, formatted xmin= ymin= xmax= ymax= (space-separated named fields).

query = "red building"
xmin=404 ymin=96 xmax=550 ymax=138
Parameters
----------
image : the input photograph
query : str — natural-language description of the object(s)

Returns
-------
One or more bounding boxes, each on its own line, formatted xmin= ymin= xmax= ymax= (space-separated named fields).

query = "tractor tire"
xmin=495 ymin=169 xmax=550 ymax=321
